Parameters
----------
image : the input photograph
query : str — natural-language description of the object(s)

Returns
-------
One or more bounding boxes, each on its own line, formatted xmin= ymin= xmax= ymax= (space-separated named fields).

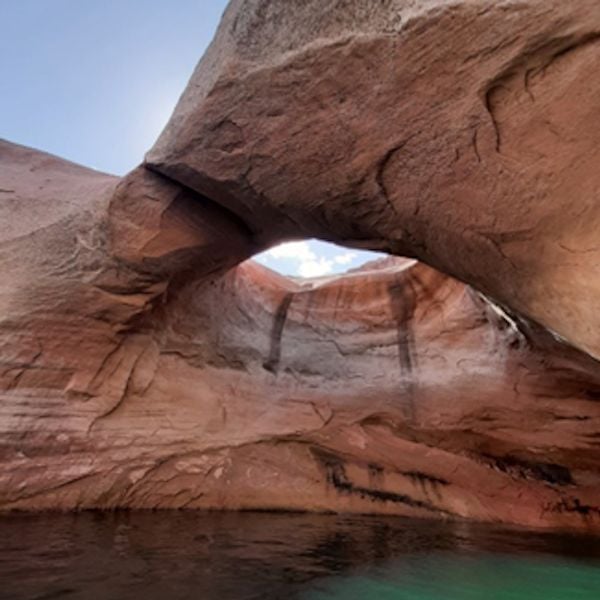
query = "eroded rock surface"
xmin=1 ymin=0 xmax=600 ymax=533
xmin=1 ymin=140 xmax=600 ymax=530
xmin=147 ymin=0 xmax=600 ymax=360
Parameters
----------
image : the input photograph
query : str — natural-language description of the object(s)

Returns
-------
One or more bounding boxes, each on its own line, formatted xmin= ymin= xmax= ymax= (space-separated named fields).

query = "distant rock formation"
xmin=1 ymin=0 xmax=599 ymax=531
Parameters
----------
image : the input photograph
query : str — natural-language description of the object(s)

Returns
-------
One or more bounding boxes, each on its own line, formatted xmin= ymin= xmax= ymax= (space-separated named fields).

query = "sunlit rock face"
xmin=1 ymin=139 xmax=599 ymax=530
xmin=2 ymin=0 xmax=600 ymax=532
xmin=147 ymin=0 xmax=600 ymax=361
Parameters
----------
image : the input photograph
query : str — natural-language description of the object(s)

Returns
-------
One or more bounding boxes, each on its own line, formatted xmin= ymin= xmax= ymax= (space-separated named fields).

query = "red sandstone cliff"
xmin=1 ymin=0 xmax=600 ymax=532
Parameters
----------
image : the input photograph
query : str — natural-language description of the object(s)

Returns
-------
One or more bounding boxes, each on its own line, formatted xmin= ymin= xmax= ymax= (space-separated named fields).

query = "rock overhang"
xmin=146 ymin=0 xmax=600 ymax=361
xmin=1 ymin=0 xmax=600 ymax=530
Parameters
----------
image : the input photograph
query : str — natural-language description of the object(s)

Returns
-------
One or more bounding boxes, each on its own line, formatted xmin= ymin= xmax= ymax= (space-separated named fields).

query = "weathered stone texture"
xmin=1 ymin=0 xmax=600 ymax=532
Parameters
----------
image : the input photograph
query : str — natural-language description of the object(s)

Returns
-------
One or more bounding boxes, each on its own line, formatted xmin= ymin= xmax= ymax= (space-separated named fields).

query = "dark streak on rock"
xmin=387 ymin=274 xmax=419 ymax=419
xmin=550 ymin=497 xmax=600 ymax=519
xmin=387 ymin=276 xmax=417 ymax=377
xmin=482 ymin=453 xmax=573 ymax=486
xmin=312 ymin=448 xmax=447 ymax=514
xmin=263 ymin=292 xmax=294 ymax=373
xmin=402 ymin=471 xmax=450 ymax=487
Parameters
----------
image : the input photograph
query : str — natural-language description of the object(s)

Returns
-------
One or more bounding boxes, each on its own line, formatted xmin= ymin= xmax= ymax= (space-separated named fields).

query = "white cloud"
xmin=298 ymin=258 xmax=334 ymax=278
xmin=259 ymin=241 xmax=334 ymax=277
xmin=333 ymin=251 xmax=357 ymax=265
xmin=266 ymin=241 xmax=316 ymax=262
xmin=256 ymin=241 xmax=359 ymax=278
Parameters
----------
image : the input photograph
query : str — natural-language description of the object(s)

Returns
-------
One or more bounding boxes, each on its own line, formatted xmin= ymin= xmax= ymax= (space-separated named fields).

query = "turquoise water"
xmin=304 ymin=555 xmax=600 ymax=599
xmin=0 ymin=512 xmax=599 ymax=599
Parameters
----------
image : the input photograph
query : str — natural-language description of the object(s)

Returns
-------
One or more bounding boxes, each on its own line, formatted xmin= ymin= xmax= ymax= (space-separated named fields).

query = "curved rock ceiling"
xmin=0 ymin=0 xmax=599 ymax=531
xmin=148 ymin=0 xmax=600 ymax=361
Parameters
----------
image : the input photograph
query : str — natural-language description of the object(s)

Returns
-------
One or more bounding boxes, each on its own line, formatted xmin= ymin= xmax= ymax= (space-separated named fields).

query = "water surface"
xmin=1 ymin=512 xmax=600 ymax=599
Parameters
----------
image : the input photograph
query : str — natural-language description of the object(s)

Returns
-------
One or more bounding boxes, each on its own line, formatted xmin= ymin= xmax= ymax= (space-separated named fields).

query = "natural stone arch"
xmin=2 ymin=136 xmax=600 ymax=529
xmin=1 ymin=0 xmax=600 ymax=530
xmin=147 ymin=0 xmax=600 ymax=361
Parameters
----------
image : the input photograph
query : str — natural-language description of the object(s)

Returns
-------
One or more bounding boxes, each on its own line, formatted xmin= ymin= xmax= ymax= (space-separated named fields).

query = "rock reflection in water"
xmin=1 ymin=512 xmax=600 ymax=599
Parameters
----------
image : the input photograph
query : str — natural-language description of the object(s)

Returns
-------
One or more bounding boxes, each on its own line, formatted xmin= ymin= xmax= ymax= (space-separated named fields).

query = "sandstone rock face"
xmin=147 ymin=0 xmax=600 ymax=361
xmin=2 ymin=0 xmax=600 ymax=533
xmin=1 ymin=140 xmax=600 ymax=531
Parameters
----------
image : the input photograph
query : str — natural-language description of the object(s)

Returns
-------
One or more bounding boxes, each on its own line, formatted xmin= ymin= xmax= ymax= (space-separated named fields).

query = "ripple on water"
xmin=1 ymin=512 xmax=600 ymax=600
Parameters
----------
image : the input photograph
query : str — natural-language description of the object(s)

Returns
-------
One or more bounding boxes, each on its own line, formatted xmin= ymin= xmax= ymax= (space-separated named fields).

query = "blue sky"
xmin=253 ymin=240 xmax=382 ymax=278
xmin=0 ymin=0 xmax=382 ymax=277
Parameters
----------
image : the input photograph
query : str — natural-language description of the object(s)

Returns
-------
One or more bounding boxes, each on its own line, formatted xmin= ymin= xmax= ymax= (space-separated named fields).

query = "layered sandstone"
xmin=147 ymin=0 xmax=600 ymax=360
xmin=1 ymin=0 xmax=600 ymax=533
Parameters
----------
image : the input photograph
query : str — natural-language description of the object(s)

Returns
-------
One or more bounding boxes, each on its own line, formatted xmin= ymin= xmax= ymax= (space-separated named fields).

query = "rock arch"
xmin=147 ymin=0 xmax=600 ymax=360
xmin=1 ymin=0 xmax=600 ymax=530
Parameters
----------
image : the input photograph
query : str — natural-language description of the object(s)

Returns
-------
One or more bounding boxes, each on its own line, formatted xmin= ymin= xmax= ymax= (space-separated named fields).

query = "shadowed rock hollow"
xmin=1 ymin=0 xmax=600 ymax=531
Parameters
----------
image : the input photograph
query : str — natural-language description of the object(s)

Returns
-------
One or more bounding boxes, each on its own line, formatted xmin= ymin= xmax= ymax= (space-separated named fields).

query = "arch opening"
xmin=252 ymin=239 xmax=386 ymax=279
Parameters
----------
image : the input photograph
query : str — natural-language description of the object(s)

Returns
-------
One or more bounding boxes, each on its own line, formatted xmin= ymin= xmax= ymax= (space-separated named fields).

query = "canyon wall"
xmin=1 ymin=0 xmax=600 ymax=532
